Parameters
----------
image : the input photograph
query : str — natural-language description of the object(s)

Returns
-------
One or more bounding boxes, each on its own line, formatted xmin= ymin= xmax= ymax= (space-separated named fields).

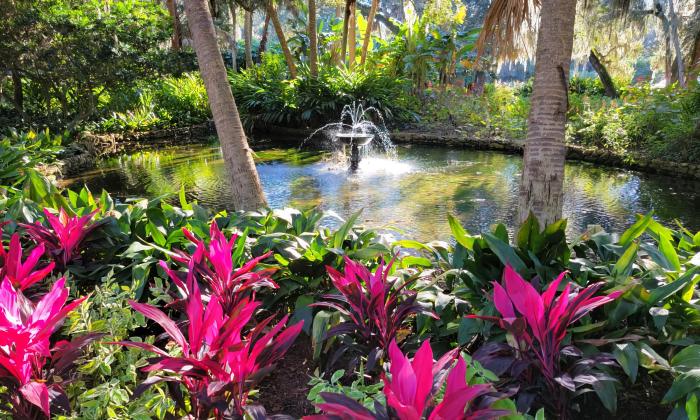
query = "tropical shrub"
xmin=160 ymin=221 xmax=278 ymax=312
xmin=469 ymin=266 xmax=621 ymax=415
xmin=0 ymin=277 xmax=96 ymax=418
xmin=20 ymin=208 xmax=104 ymax=269
xmin=311 ymin=257 xmax=437 ymax=369
xmin=0 ymin=232 xmax=55 ymax=291
xmin=113 ymin=272 xmax=303 ymax=418
xmin=308 ymin=339 xmax=507 ymax=420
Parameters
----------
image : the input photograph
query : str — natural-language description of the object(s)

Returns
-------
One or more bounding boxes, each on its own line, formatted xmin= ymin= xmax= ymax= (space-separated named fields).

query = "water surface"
xmin=65 ymin=143 xmax=700 ymax=240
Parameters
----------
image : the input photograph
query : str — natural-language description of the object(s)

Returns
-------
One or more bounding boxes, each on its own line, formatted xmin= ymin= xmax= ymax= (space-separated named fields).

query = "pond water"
xmin=64 ymin=142 xmax=700 ymax=241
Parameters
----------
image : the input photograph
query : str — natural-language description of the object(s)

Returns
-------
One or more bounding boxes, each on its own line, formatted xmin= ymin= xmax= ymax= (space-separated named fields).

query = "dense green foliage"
xmin=1 ymin=143 xmax=699 ymax=419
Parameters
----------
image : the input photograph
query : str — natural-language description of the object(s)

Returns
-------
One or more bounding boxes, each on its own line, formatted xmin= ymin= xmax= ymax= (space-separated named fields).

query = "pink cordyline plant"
xmin=469 ymin=266 xmax=622 ymax=416
xmin=0 ymin=233 xmax=55 ymax=290
xmin=0 ymin=277 xmax=90 ymax=418
xmin=311 ymin=257 xmax=438 ymax=368
xmin=308 ymin=340 xmax=507 ymax=420
xmin=113 ymin=272 xmax=303 ymax=419
xmin=20 ymin=208 xmax=102 ymax=268
xmin=160 ymin=222 xmax=278 ymax=312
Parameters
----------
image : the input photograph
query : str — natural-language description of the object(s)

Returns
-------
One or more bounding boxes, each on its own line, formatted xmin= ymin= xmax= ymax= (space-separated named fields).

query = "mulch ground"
xmin=257 ymin=335 xmax=317 ymax=418
xmin=573 ymin=370 xmax=674 ymax=420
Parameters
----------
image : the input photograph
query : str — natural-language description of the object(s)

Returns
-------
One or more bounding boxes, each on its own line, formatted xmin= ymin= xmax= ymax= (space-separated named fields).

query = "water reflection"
xmin=64 ymin=143 xmax=700 ymax=241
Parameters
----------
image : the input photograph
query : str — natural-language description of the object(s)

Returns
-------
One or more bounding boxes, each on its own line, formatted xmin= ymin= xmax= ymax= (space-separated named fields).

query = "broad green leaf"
xmin=311 ymin=311 xmax=332 ymax=360
xmin=612 ymin=243 xmax=638 ymax=280
xmin=613 ymin=343 xmax=639 ymax=383
xmin=448 ymin=214 xmax=474 ymax=249
xmin=333 ymin=209 xmax=362 ymax=249
xmin=593 ymin=380 xmax=617 ymax=413
xmin=618 ymin=212 xmax=653 ymax=247
xmin=483 ymin=232 xmax=527 ymax=273
xmin=658 ymin=234 xmax=681 ymax=272
xmin=663 ymin=369 xmax=700 ymax=403
xmin=648 ymin=267 xmax=699 ymax=305
xmin=671 ymin=345 xmax=700 ymax=374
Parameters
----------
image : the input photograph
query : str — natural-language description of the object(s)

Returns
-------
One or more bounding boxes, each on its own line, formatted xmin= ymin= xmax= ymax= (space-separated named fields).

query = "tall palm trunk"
xmin=259 ymin=13 xmax=271 ymax=54
xmin=518 ymin=0 xmax=577 ymax=225
xmin=668 ymin=0 xmax=686 ymax=87
xmin=360 ymin=0 xmax=378 ymax=65
xmin=267 ymin=1 xmax=298 ymax=78
xmin=347 ymin=0 xmax=357 ymax=69
xmin=183 ymin=0 xmax=267 ymax=210
xmin=166 ymin=0 xmax=182 ymax=51
xmin=228 ymin=0 xmax=238 ymax=70
xmin=331 ymin=5 xmax=344 ymax=65
xmin=308 ymin=0 xmax=318 ymax=76
xmin=341 ymin=0 xmax=351 ymax=64
xmin=244 ymin=9 xmax=254 ymax=68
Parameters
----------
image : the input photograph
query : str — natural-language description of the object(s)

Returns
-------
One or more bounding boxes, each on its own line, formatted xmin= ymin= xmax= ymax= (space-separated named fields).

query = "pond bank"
xmin=45 ymin=122 xmax=700 ymax=180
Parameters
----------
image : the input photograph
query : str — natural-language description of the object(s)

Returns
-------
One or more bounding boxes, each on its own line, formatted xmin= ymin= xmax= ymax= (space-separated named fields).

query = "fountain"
xmin=300 ymin=102 xmax=395 ymax=172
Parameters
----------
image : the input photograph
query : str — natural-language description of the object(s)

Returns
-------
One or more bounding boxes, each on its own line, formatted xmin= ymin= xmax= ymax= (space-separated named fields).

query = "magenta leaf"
xmin=20 ymin=381 xmax=50 ymax=417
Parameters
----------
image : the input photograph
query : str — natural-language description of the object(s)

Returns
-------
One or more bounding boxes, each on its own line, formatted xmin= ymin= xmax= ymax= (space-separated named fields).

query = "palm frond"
xmin=475 ymin=0 xmax=541 ymax=60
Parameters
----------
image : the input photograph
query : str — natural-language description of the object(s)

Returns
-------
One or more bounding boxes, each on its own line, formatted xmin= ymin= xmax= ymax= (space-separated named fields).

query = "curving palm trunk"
xmin=184 ymin=0 xmax=267 ymax=210
xmin=267 ymin=0 xmax=298 ymax=78
xmin=360 ymin=0 xmax=378 ymax=65
xmin=668 ymin=0 xmax=686 ymax=87
xmin=517 ymin=0 xmax=577 ymax=225
xmin=166 ymin=0 xmax=182 ymax=51
xmin=308 ymin=0 xmax=318 ymax=76
xmin=228 ymin=0 xmax=238 ymax=70
xmin=259 ymin=13 xmax=271 ymax=54
xmin=347 ymin=0 xmax=357 ymax=69
xmin=244 ymin=9 xmax=254 ymax=68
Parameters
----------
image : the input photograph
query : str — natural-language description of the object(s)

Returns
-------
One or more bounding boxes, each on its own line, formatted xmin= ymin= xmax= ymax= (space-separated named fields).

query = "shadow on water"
xmin=63 ymin=142 xmax=700 ymax=241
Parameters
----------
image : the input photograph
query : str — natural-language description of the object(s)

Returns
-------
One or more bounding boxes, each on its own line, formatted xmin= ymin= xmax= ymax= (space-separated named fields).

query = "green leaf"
xmin=618 ymin=212 xmax=653 ymax=247
xmin=612 ymin=243 xmax=638 ymax=280
xmin=656 ymin=233 xmax=681 ymax=272
xmin=291 ymin=295 xmax=314 ymax=335
xmin=333 ymin=209 xmax=362 ymax=249
xmin=593 ymin=380 xmax=617 ymax=413
xmin=671 ymin=345 xmax=700 ymax=374
xmin=613 ymin=343 xmax=639 ymax=383
xmin=648 ymin=267 xmax=699 ymax=305
xmin=483 ymin=232 xmax=527 ymax=273
xmin=448 ymin=214 xmax=474 ymax=249
xmin=311 ymin=311 xmax=331 ymax=360
xmin=663 ymin=369 xmax=700 ymax=403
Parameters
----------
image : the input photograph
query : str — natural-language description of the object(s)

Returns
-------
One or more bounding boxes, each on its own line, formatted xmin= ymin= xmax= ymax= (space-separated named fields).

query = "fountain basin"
xmin=334 ymin=132 xmax=374 ymax=146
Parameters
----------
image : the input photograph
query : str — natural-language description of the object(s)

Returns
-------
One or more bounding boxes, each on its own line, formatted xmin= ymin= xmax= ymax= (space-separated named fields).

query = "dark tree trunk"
xmin=166 ymin=0 xmax=182 ymax=51
xmin=472 ymin=70 xmax=486 ymax=96
xmin=259 ymin=13 xmax=271 ymax=54
xmin=11 ymin=69 xmax=23 ymax=115
xmin=589 ymin=49 xmax=618 ymax=98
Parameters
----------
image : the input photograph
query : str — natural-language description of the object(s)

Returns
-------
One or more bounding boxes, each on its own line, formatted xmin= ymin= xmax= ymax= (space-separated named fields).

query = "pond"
xmin=64 ymin=142 xmax=700 ymax=241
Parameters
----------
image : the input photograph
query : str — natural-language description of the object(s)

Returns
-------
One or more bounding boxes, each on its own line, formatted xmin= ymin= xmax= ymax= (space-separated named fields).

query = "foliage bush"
xmin=0 ymin=162 xmax=700 ymax=418
xmin=229 ymin=54 xmax=417 ymax=129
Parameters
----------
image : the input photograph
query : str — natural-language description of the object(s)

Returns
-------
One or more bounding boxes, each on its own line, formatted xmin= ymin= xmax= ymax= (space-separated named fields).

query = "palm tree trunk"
xmin=360 ymin=0 xmax=378 ymax=65
xmin=259 ymin=13 xmax=271 ymax=54
xmin=347 ymin=0 xmax=357 ymax=69
xmin=668 ymin=0 xmax=686 ymax=87
xmin=341 ymin=0 xmax=351 ymax=63
xmin=518 ymin=0 xmax=577 ymax=225
xmin=331 ymin=5 xmax=343 ymax=65
xmin=228 ymin=0 xmax=238 ymax=70
xmin=267 ymin=1 xmax=298 ymax=78
xmin=183 ymin=0 xmax=267 ymax=210
xmin=166 ymin=0 xmax=182 ymax=51
xmin=244 ymin=9 xmax=254 ymax=68
xmin=589 ymin=49 xmax=618 ymax=98
xmin=308 ymin=0 xmax=318 ymax=76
